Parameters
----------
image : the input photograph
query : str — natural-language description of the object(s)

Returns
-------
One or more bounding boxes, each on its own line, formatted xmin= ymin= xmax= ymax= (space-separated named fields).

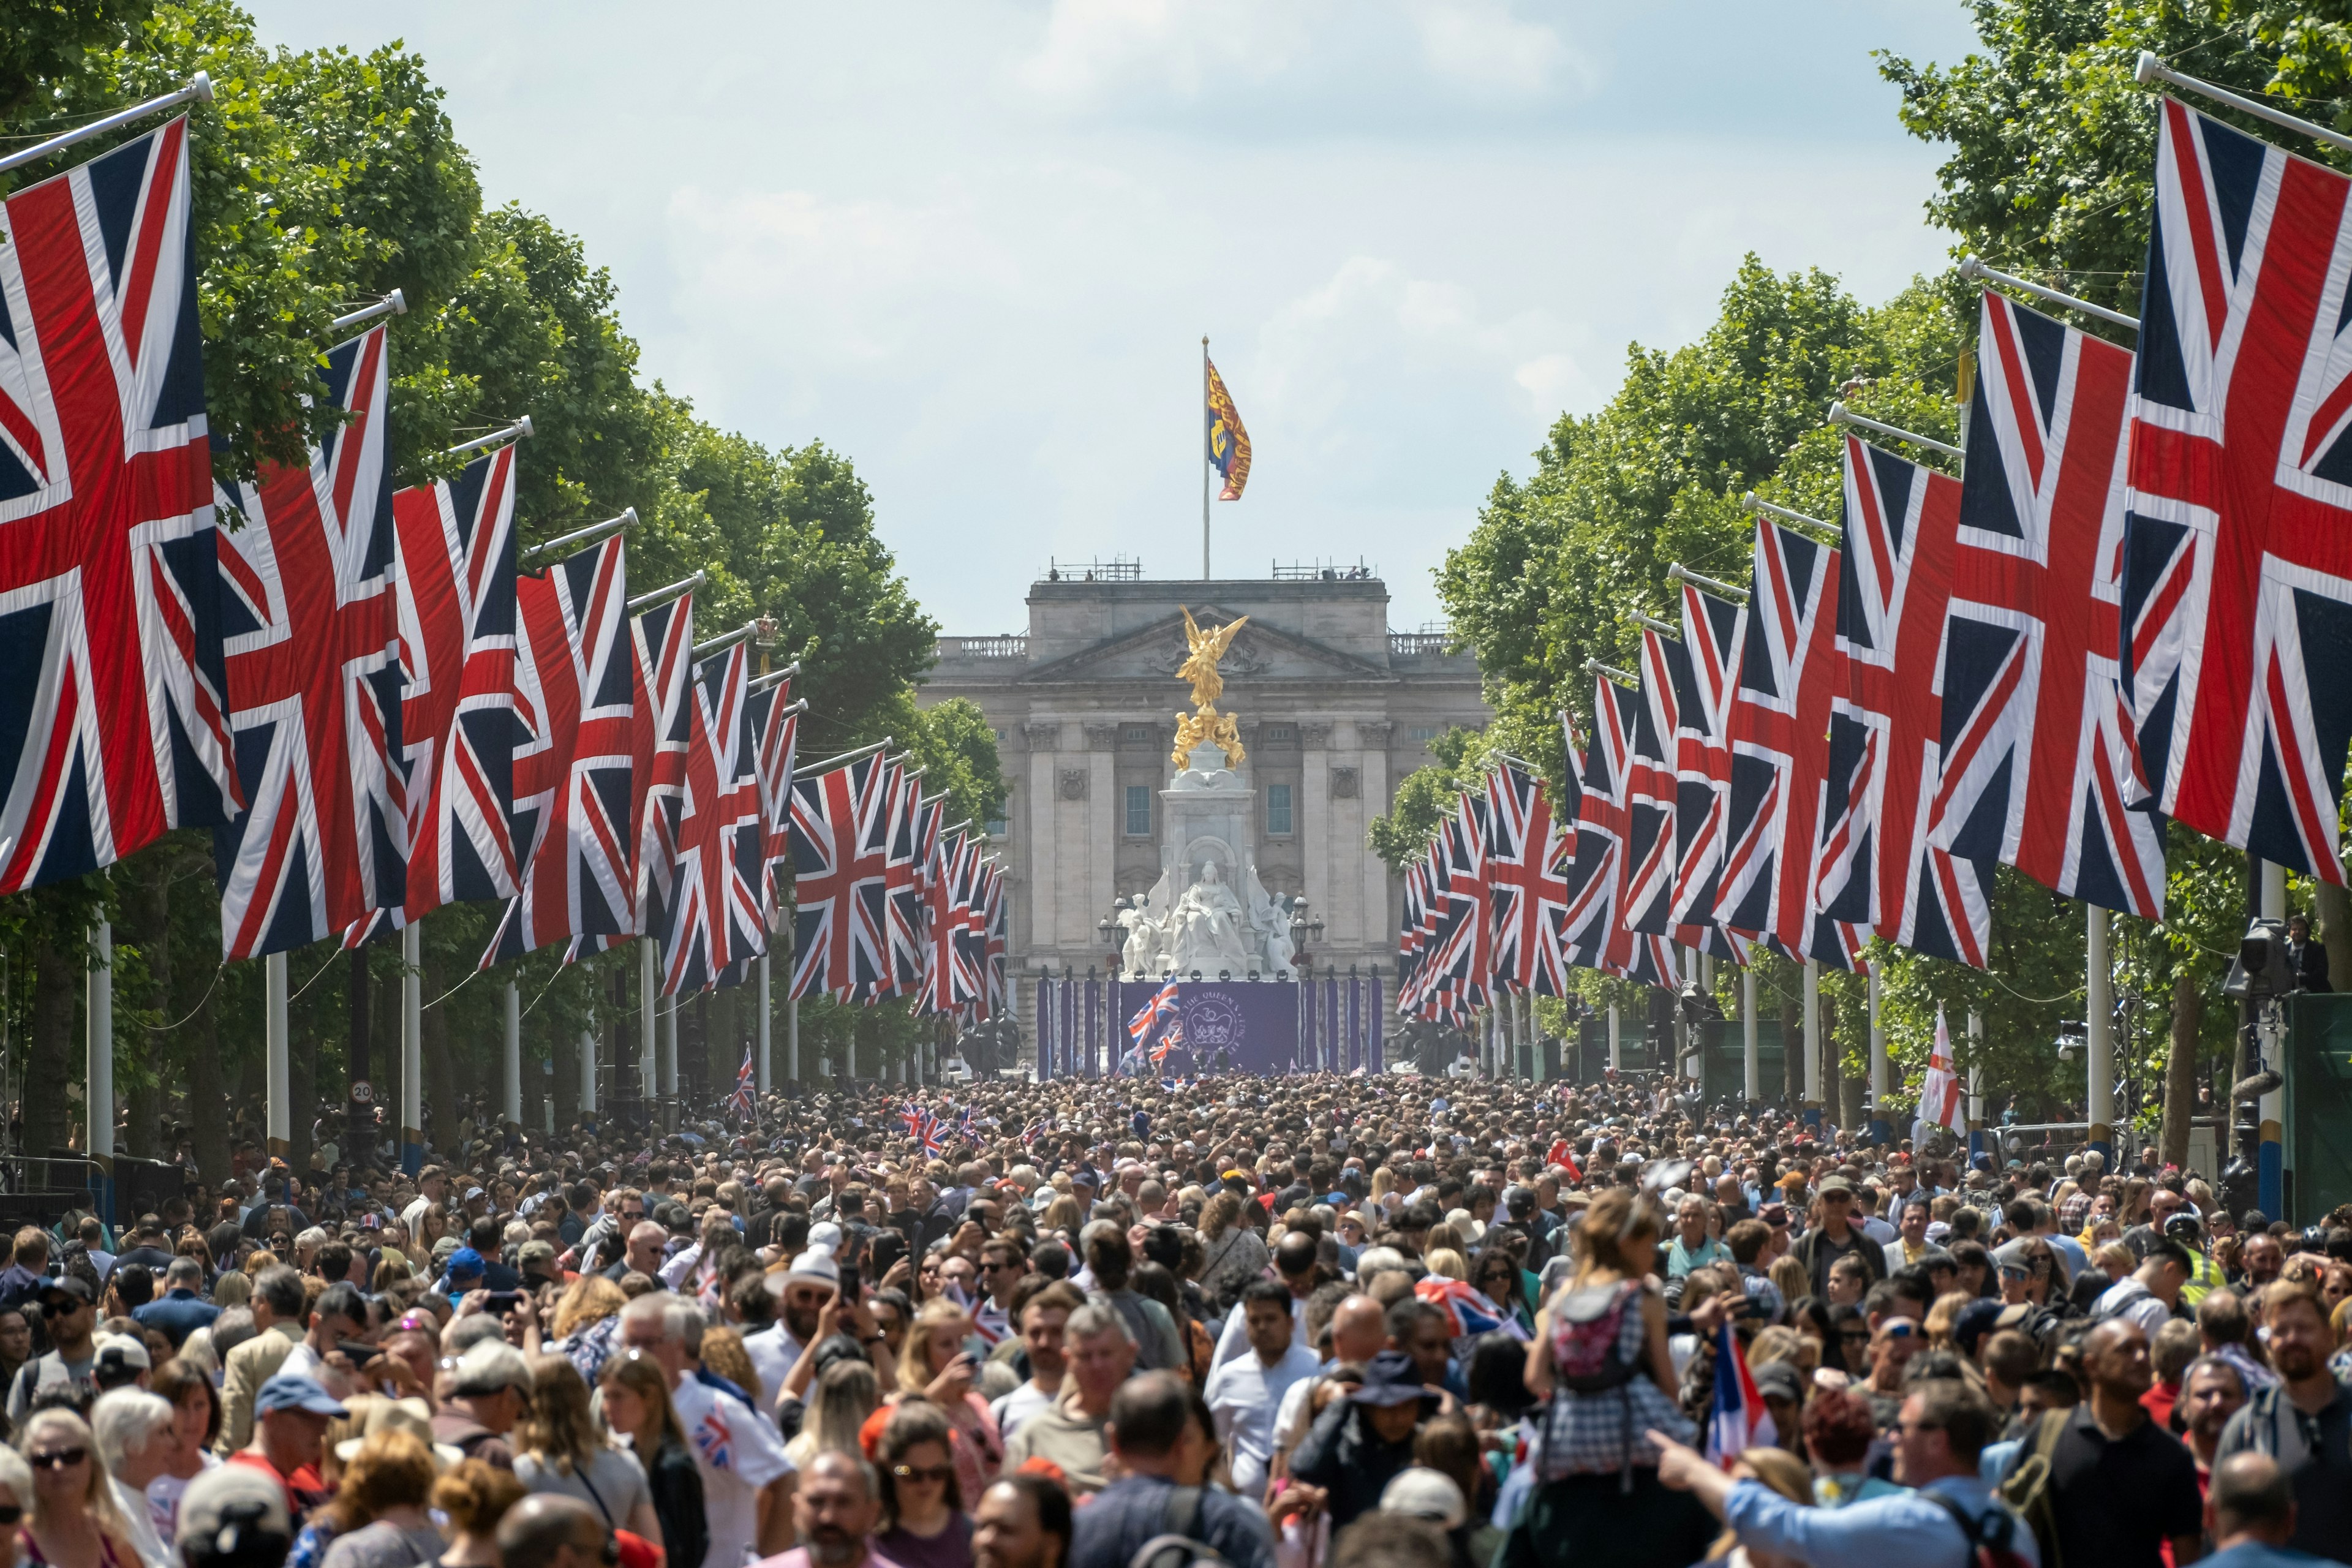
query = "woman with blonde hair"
xmin=548 ymin=1276 xmax=628 ymax=1387
xmin=315 ymin=1432 xmax=443 ymax=1568
xmin=1697 ymin=1447 xmax=1814 ymax=1568
xmin=784 ymin=1358 xmax=878 ymax=1471
xmin=1422 ymin=1248 xmax=1468 ymax=1283
xmin=599 ymin=1350 xmax=704 ymax=1568
xmin=15 ymin=1409 xmax=141 ymax=1568
xmin=892 ymin=1300 xmax=1001 ymax=1501
xmin=512 ymin=1354 xmax=659 ymax=1544
xmin=1038 ymin=1194 xmax=1082 ymax=1238
xmin=698 ymin=1328 xmax=761 ymax=1415
xmin=1513 ymin=1186 xmax=1710 ymax=1568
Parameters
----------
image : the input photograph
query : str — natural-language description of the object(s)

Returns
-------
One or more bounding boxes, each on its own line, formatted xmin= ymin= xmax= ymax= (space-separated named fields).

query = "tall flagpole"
xmin=1202 ymin=336 xmax=1212 ymax=581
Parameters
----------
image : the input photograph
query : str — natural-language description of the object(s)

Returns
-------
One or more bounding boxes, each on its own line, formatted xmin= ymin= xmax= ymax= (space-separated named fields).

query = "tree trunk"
xmin=2316 ymin=879 xmax=2352 ymax=995
xmin=24 ymin=895 xmax=81 ymax=1159
xmin=2161 ymin=973 xmax=2204 ymax=1170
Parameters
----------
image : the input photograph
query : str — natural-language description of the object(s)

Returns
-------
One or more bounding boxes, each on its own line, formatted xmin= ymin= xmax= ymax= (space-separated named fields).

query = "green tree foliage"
xmin=0 ymin=4 xmax=964 ymax=1162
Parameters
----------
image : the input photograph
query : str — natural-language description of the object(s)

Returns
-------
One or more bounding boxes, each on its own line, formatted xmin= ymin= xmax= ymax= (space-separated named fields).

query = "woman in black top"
xmin=598 ymin=1353 xmax=705 ymax=1568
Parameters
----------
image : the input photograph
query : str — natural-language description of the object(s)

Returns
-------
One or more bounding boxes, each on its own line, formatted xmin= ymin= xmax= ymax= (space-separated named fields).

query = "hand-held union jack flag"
xmin=213 ymin=324 xmax=403 ymax=956
xmin=0 ymin=116 xmax=239 ymax=892
xmin=727 ymin=1049 xmax=756 ymax=1120
xmin=1936 ymin=290 xmax=2165 ymax=917
xmin=2122 ymin=97 xmax=2352 ymax=883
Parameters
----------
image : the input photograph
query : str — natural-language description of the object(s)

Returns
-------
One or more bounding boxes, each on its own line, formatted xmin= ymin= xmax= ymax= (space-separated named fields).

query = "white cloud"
xmin=1015 ymin=0 xmax=1311 ymax=103
xmin=1406 ymin=0 xmax=1584 ymax=96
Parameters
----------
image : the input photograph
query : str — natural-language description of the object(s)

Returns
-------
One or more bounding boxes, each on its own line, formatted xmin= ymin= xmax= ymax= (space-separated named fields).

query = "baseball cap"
xmin=1751 ymin=1361 xmax=1806 ymax=1405
xmin=518 ymin=1240 xmax=557 ymax=1272
xmin=176 ymin=1463 xmax=291 ymax=1558
xmin=1349 ymin=1349 xmax=1433 ymax=1408
xmin=445 ymin=1247 xmax=486 ymax=1279
xmin=1817 ymin=1175 xmax=1855 ymax=1196
xmin=780 ymin=1246 xmax=840 ymax=1289
xmin=91 ymin=1333 xmax=151 ymax=1380
xmin=39 ymin=1276 xmax=95 ymax=1308
xmin=255 ymin=1373 xmax=347 ymax=1417
xmin=1379 ymin=1468 xmax=1467 ymax=1528
xmin=450 ymin=1339 xmax=531 ymax=1398
xmin=2163 ymin=1211 xmax=2203 ymax=1240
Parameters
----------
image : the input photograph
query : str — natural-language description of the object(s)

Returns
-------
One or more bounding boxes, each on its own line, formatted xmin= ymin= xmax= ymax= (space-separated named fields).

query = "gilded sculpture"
xmin=1171 ymin=606 xmax=1249 ymax=769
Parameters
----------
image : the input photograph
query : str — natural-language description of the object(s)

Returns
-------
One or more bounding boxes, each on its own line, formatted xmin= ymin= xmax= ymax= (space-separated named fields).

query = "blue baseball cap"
xmin=446 ymin=1247 xmax=486 ymax=1278
xmin=255 ymin=1373 xmax=346 ymax=1417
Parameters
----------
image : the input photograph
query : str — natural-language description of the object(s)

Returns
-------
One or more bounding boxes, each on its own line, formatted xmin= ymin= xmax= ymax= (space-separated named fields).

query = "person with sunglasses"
xmin=8 ymin=1280 xmax=101 ymax=1432
xmin=873 ymin=1402 xmax=971 ymax=1568
xmin=17 ymin=1408 xmax=144 ymax=1568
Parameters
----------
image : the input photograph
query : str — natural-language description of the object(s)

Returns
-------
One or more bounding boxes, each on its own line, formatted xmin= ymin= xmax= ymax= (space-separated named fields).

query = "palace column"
xmin=1023 ymin=720 xmax=1063 ymax=963
xmin=1298 ymin=722 xmax=1332 ymax=966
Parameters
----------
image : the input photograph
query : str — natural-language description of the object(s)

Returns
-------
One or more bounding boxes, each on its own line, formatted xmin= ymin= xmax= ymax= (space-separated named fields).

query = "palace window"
xmin=1408 ymin=725 xmax=1440 ymax=742
xmin=1268 ymin=725 xmax=1295 ymax=741
xmin=1125 ymin=785 xmax=1152 ymax=836
xmin=1267 ymin=783 xmax=1294 ymax=836
xmin=1124 ymin=725 xmax=1152 ymax=742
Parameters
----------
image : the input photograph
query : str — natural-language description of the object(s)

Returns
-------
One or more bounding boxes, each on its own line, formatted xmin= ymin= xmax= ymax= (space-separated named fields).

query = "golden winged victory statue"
xmin=1172 ymin=606 xmax=1249 ymax=769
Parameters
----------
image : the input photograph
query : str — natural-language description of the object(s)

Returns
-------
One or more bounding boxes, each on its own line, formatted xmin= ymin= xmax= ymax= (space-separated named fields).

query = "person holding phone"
xmin=892 ymin=1300 xmax=1002 ymax=1502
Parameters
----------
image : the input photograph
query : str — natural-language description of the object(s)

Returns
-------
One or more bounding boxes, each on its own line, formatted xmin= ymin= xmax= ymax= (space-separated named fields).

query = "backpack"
xmin=1550 ymin=1280 xmax=1641 ymax=1393
xmin=1128 ymin=1487 xmax=1222 ymax=1568
xmin=1924 ymin=1490 xmax=2036 ymax=1568
xmin=1996 ymin=1408 xmax=2072 ymax=1568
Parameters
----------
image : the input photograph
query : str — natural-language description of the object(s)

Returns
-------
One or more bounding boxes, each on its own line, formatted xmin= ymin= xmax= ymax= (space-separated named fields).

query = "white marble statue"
xmin=1167 ymin=860 xmax=1251 ymax=977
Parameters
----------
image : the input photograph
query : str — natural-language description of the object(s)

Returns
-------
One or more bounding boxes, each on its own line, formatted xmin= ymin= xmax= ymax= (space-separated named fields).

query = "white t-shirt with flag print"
xmin=670 ymin=1370 xmax=794 ymax=1568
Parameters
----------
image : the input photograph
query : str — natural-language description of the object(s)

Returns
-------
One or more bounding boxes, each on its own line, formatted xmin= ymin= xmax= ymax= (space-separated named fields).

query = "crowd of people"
xmin=1 ymin=1068 xmax=2348 ymax=1568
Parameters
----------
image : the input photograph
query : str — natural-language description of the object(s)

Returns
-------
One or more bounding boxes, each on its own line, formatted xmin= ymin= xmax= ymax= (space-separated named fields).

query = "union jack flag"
xmin=789 ymin=753 xmax=892 ymax=1001
xmin=1918 ymin=1005 xmax=1962 ymax=1133
xmin=1712 ymin=519 xmax=1868 ymax=969
xmin=883 ymin=778 xmax=929 ymax=997
xmin=2121 ymin=97 xmax=2352 ymax=882
xmin=1020 ymin=1118 xmax=1050 ymax=1148
xmin=212 ymin=324 xmax=403 ymax=956
xmin=1128 ymin=978 xmax=1183 ymax=1063
xmin=1413 ymin=1274 xmax=1526 ymax=1341
xmin=1934 ymin=290 xmax=2166 ymax=916
xmin=981 ymin=859 xmax=1007 ymax=1021
xmin=1555 ymin=693 xmax=1625 ymax=973
xmin=919 ymin=825 xmax=962 ymax=1015
xmin=388 ymin=445 xmax=520 ymax=925
xmin=661 ymin=641 xmax=764 ymax=995
xmin=628 ymin=594 xmax=694 ymax=941
xmin=1671 ymin=584 xmax=1745 ymax=935
xmin=899 ymin=1101 xmax=927 ymax=1139
xmin=1624 ymin=639 xmax=1681 ymax=940
xmin=744 ymin=676 xmax=797 ymax=928
xmin=918 ymin=1107 xmax=947 ymax=1159
xmin=727 ymin=1049 xmax=756 ymax=1120
xmin=1483 ymin=764 xmax=1569 ymax=997
xmin=1407 ymin=812 xmax=1482 ymax=1022
xmin=482 ymin=534 xmax=632 ymax=968
xmin=1818 ymin=437 xmax=1991 ymax=967
xmin=0 ymin=116 xmax=239 ymax=892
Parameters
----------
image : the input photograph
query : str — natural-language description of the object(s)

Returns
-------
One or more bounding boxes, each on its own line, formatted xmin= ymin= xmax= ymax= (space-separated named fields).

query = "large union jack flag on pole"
xmin=483 ymin=534 xmax=632 ymax=968
xmin=662 ymin=640 xmax=764 ymax=995
xmin=0 ymin=116 xmax=239 ymax=892
xmin=628 ymin=593 xmax=693 ymax=940
xmin=788 ymin=752 xmax=892 ymax=1001
xmin=1817 ymin=436 xmax=1992 ymax=967
xmin=2122 ymin=97 xmax=2352 ymax=883
xmin=1712 ymin=518 xmax=1864 ymax=967
xmin=744 ymin=675 xmax=798 ymax=930
xmin=1670 ymin=583 xmax=1746 ymax=935
xmin=390 ymin=444 xmax=521 ymax=924
xmin=1934 ymin=290 xmax=2166 ymax=916
xmin=213 ymin=325 xmax=403 ymax=956
xmin=1483 ymin=763 xmax=1569 ymax=997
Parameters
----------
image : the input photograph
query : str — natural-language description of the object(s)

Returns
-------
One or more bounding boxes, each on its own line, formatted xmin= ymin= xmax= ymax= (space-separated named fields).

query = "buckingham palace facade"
xmin=920 ymin=565 xmax=1491 ymax=1013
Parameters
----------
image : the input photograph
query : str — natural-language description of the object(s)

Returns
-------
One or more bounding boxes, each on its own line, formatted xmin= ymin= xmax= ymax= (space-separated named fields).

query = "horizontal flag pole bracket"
xmin=1742 ymin=492 xmax=1838 ymax=537
xmin=626 ymin=570 xmax=703 ymax=614
xmin=1628 ymin=612 xmax=1678 ymax=636
xmin=0 ymin=73 xmax=213 ymax=176
xmin=521 ymin=507 xmax=637 ymax=564
xmin=692 ymin=622 xmax=755 ymax=660
xmin=330 ymin=289 xmax=407 ymax=333
xmin=1829 ymin=402 xmax=1962 ymax=459
xmin=2136 ymin=50 xmax=2352 ymax=157
xmin=1958 ymin=255 xmax=2138 ymax=331
xmin=943 ymin=818 xmax=973 ymax=837
xmin=803 ymin=738 xmax=891 ymax=774
xmin=443 ymin=415 xmax=533 ymax=458
xmin=1585 ymin=658 xmax=1638 ymax=688
xmin=749 ymin=668 xmax=792 ymax=693
xmin=1668 ymin=562 xmax=1748 ymax=601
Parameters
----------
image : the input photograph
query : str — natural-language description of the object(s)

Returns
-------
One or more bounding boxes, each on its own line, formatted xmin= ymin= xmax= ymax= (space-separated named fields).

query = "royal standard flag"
xmin=1207 ymin=358 xmax=1252 ymax=501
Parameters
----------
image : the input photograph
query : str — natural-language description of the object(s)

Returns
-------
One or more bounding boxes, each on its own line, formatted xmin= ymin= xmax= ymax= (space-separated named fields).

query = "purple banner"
xmin=1110 ymin=979 xmax=1301 ymax=1076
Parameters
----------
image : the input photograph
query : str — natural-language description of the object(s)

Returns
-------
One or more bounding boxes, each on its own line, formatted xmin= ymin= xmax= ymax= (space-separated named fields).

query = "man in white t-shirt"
xmin=621 ymin=1294 xmax=794 ymax=1568
xmin=992 ymin=1281 xmax=1082 ymax=1439
xmin=1268 ymin=1292 xmax=1386 ymax=1477
xmin=399 ymin=1167 xmax=448 ymax=1234
xmin=744 ymin=1249 xmax=839 ymax=1412
xmin=1204 ymin=1280 xmax=1323 ymax=1499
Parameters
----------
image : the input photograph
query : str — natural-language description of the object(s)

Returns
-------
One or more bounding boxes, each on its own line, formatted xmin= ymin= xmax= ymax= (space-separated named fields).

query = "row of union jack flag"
xmin=784 ymin=749 xmax=1006 ymax=1022
xmin=1398 ymin=78 xmax=2352 ymax=1001
xmin=0 ymin=112 xmax=824 ymax=1002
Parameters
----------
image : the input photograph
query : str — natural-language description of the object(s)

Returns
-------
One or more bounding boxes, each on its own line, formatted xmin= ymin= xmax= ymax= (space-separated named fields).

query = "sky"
xmin=244 ymin=1 xmax=1985 ymax=638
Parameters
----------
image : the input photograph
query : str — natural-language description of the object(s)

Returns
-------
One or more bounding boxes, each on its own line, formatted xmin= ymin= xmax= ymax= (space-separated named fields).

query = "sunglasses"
xmin=891 ymin=1463 xmax=953 ymax=1484
xmin=0 ymin=1507 xmax=20 ymax=1526
xmin=28 ymin=1449 xmax=86 ymax=1470
xmin=39 ymin=1301 xmax=82 ymax=1319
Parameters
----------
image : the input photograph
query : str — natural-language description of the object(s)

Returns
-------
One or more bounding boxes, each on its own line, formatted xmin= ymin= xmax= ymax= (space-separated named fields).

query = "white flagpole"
xmin=1202 ymin=337 xmax=1212 ymax=580
xmin=401 ymin=924 xmax=423 ymax=1173
xmin=503 ymin=980 xmax=522 ymax=1126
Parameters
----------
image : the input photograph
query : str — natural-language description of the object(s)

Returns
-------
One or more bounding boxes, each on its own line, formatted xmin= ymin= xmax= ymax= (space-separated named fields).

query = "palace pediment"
xmin=1018 ymin=606 xmax=1392 ymax=688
